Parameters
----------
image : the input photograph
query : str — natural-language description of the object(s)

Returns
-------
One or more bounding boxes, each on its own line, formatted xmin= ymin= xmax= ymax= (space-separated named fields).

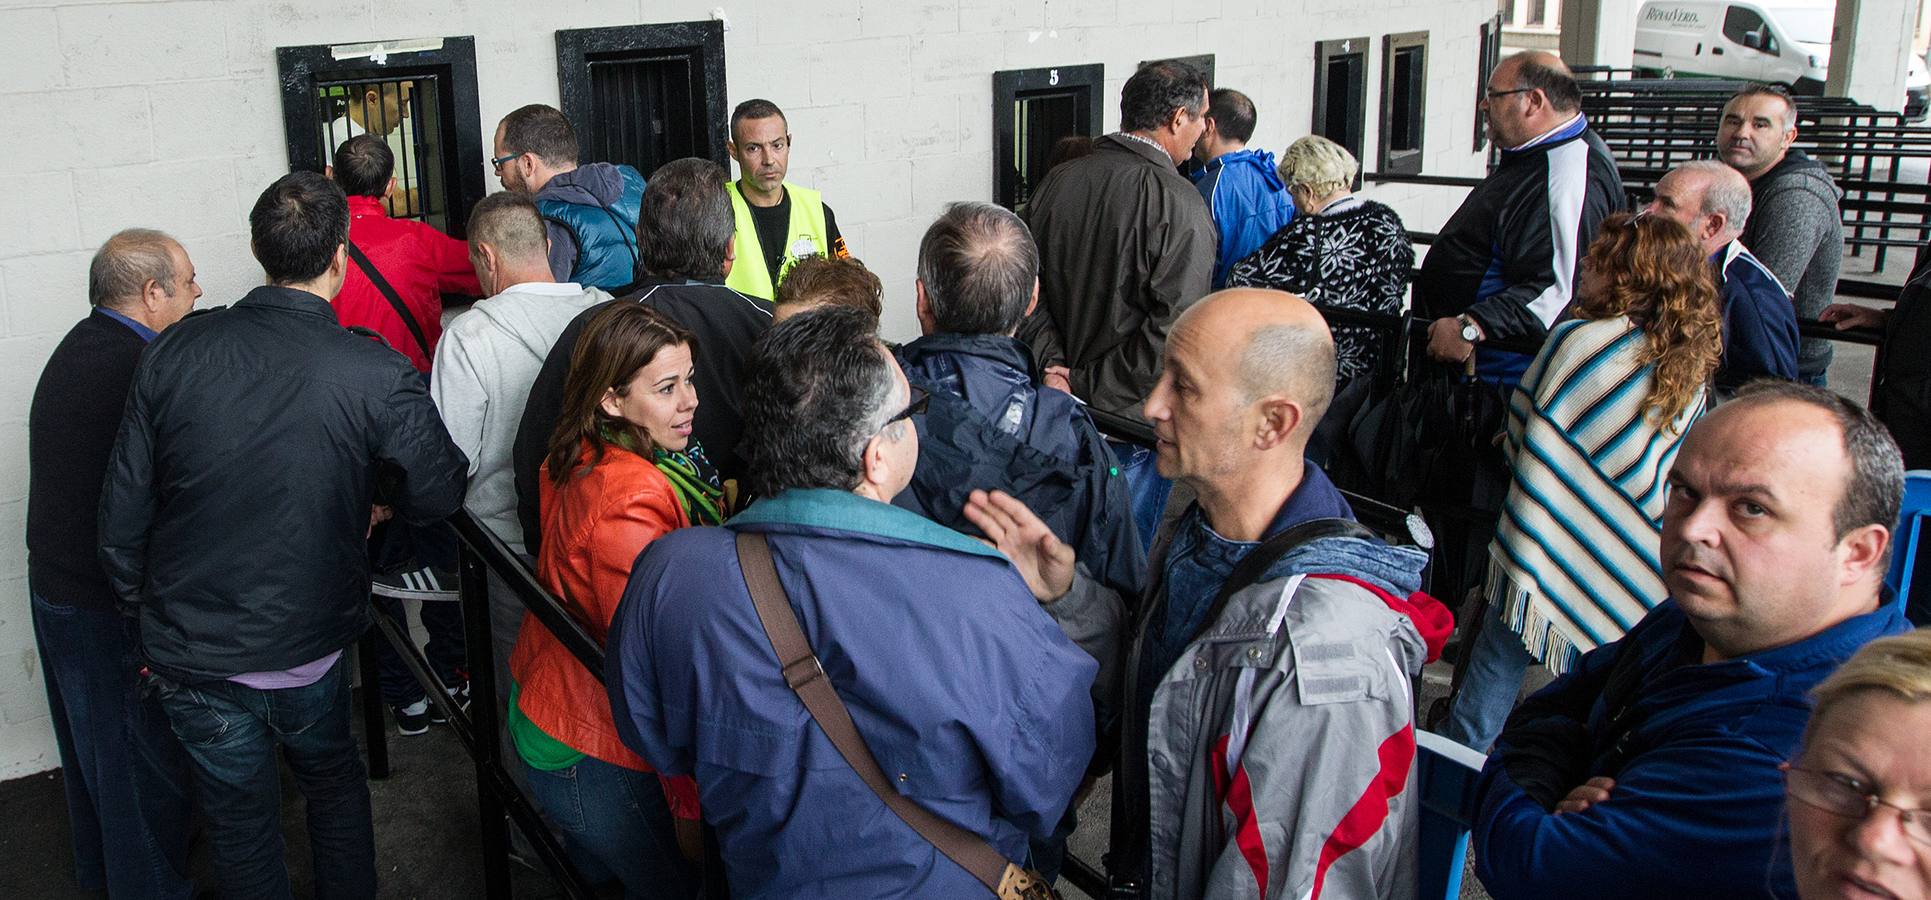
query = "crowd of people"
xmin=22 ymin=47 xmax=1931 ymax=900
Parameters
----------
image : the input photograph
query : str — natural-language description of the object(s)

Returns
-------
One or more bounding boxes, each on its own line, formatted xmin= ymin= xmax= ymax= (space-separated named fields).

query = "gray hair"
xmin=466 ymin=192 xmax=549 ymax=265
xmin=1727 ymin=380 xmax=1904 ymax=539
xmin=89 ymin=228 xmax=180 ymax=309
xmin=1676 ymin=160 xmax=1754 ymax=231
xmin=741 ymin=305 xmax=902 ymax=497
xmin=1277 ymin=135 xmax=1358 ymax=196
xmin=1240 ymin=322 xmax=1336 ymax=427
xmin=638 ymin=158 xmax=735 ymax=279
xmin=916 ymin=202 xmax=1038 ymax=335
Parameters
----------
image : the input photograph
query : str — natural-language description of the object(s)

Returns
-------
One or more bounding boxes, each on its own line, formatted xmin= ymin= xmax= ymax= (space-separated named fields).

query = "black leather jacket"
xmin=100 ymin=285 xmax=467 ymax=682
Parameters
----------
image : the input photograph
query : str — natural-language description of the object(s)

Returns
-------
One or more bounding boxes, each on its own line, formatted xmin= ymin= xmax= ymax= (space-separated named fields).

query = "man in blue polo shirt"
xmin=1645 ymin=160 xmax=1798 ymax=393
xmin=1473 ymin=382 xmax=1909 ymax=900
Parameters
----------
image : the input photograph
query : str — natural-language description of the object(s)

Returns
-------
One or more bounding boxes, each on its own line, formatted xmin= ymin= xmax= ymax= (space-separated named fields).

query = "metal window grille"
xmin=556 ymin=22 xmax=730 ymax=175
xmin=1476 ymin=15 xmax=1504 ymax=152
xmin=992 ymin=64 xmax=1104 ymax=209
xmin=315 ymin=76 xmax=448 ymax=229
xmin=1381 ymin=33 xmax=1429 ymax=175
xmin=276 ymin=37 xmax=485 ymax=238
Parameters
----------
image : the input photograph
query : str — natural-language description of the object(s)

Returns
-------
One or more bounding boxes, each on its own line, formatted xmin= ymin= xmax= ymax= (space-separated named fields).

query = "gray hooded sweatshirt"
xmin=1739 ymin=149 xmax=1843 ymax=381
xmin=429 ymin=281 xmax=609 ymax=554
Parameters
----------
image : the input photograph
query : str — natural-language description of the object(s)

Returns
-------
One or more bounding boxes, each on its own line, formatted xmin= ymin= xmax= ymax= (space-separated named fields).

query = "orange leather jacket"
xmin=512 ymin=441 xmax=698 ymax=817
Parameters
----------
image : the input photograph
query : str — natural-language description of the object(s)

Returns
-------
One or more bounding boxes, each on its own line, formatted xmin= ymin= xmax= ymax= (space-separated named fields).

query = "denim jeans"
xmin=156 ymin=656 xmax=376 ymax=900
xmin=1106 ymin=439 xmax=1174 ymax=554
xmin=1443 ymin=604 xmax=1537 ymax=752
xmin=31 ymin=592 xmax=195 ymax=899
xmin=522 ymin=756 xmax=699 ymax=899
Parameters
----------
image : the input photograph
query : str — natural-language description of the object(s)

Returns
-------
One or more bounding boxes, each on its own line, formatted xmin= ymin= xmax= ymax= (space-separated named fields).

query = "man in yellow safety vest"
xmin=724 ymin=99 xmax=851 ymax=299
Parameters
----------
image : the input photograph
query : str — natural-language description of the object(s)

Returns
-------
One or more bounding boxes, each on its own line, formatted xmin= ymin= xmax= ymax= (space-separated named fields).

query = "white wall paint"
xmin=0 ymin=0 xmax=1491 ymax=779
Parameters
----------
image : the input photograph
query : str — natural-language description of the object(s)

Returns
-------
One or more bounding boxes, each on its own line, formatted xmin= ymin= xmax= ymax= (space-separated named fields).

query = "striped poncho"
xmin=1487 ymin=316 xmax=1706 ymax=675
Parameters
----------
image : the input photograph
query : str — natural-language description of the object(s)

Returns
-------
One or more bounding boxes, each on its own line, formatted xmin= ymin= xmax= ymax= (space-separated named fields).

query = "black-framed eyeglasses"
xmin=1484 ymin=87 xmax=1534 ymax=101
xmin=1784 ymin=763 xmax=1931 ymax=846
xmin=885 ymin=385 xmax=930 ymax=426
xmin=491 ymin=151 xmax=525 ymax=169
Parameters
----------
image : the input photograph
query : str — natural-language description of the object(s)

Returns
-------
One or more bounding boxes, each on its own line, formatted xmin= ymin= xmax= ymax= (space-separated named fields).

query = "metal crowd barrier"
xmin=357 ymin=510 xmax=603 ymax=900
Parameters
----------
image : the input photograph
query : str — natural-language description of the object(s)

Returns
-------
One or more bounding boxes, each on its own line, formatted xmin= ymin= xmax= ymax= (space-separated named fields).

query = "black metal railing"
xmin=357 ymin=511 xmax=605 ymax=899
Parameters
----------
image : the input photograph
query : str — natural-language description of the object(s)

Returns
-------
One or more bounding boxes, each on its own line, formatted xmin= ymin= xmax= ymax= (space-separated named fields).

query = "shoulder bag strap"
xmin=346 ymin=239 xmax=431 ymax=359
xmin=734 ymin=531 xmax=1016 ymax=895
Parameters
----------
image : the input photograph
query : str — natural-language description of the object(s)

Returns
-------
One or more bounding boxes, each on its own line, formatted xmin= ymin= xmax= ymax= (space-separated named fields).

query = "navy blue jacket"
xmin=893 ymin=333 xmax=1145 ymax=600
xmin=1714 ymin=240 xmax=1800 ymax=392
xmin=1191 ymin=148 xmax=1295 ymax=290
xmin=1473 ymin=598 xmax=1908 ymax=900
xmin=605 ymin=489 xmax=1097 ymax=899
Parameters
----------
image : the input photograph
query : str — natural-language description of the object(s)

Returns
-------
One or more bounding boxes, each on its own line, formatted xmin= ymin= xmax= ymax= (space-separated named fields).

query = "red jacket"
xmin=334 ymin=195 xmax=480 ymax=371
xmin=514 ymin=441 xmax=700 ymax=817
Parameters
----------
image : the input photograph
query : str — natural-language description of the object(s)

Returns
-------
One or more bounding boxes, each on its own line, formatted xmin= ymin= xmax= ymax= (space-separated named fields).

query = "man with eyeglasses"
xmin=603 ymin=305 xmax=1097 ymax=897
xmin=722 ymin=98 xmax=850 ymax=300
xmin=492 ymin=104 xmax=646 ymax=292
xmin=1409 ymin=49 xmax=1624 ymax=630
xmin=1471 ymin=381 xmax=1911 ymax=900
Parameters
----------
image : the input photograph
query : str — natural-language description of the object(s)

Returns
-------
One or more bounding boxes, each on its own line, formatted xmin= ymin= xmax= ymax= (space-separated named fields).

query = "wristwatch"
xmin=1458 ymin=315 xmax=1483 ymax=343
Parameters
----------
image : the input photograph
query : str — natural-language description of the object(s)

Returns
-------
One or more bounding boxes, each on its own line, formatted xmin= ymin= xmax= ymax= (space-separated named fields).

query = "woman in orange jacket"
xmin=507 ymin=302 xmax=721 ymax=898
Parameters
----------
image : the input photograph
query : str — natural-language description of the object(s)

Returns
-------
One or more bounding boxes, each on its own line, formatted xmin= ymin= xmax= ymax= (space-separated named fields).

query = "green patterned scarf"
xmin=652 ymin=442 xmax=725 ymax=526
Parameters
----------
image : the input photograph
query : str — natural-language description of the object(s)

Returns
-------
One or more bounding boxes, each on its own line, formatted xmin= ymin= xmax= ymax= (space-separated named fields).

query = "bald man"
xmin=970 ymin=288 xmax=1450 ymax=900
xmin=1644 ymin=160 xmax=1798 ymax=391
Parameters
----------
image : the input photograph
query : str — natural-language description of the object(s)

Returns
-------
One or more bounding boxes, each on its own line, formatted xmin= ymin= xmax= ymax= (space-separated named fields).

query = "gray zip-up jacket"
xmin=1740 ymin=150 xmax=1843 ymax=381
xmin=1048 ymin=534 xmax=1438 ymax=900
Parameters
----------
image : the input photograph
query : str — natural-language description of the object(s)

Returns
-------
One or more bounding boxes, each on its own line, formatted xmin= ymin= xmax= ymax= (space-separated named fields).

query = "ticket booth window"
xmin=277 ymin=37 xmax=484 ymax=235
xmin=556 ymin=21 xmax=730 ymax=175
xmin=1313 ymin=38 xmax=1369 ymax=174
xmin=1380 ymin=32 xmax=1429 ymax=175
xmin=992 ymin=64 xmax=1104 ymax=210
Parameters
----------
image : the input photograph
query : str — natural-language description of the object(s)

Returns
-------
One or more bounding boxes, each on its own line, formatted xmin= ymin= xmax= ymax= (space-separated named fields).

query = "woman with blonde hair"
xmin=1783 ymin=628 xmax=1931 ymax=899
xmin=509 ymin=301 xmax=720 ymax=898
xmin=1445 ymin=211 xmax=1724 ymax=750
xmin=1227 ymin=133 xmax=1413 ymax=385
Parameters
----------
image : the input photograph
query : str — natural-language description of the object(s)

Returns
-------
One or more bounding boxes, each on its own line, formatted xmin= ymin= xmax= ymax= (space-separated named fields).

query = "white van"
xmin=1633 ymin=0 xmax=1928 ymax=116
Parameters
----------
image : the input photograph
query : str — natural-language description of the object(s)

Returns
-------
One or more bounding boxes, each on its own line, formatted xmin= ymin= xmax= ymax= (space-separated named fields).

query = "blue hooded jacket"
xmin=605 ymin=489 xmax=1098 ymax=899
xmin=1191 ymin=148 xmax=1295 ymax=290
xmin=1473 ymin=598 xmax=1908 ymax=900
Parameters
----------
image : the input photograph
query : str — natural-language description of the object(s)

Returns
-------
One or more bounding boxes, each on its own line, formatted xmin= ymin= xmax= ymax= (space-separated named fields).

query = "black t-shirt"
xmin=743 ymin=187 xmax=844 ymax=286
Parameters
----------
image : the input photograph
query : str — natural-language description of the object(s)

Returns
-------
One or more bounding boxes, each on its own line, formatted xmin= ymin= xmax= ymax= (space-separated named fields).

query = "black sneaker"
xmin=372 ymin=566 xmax=459 ymax=601
xmin=394 ymin=699 xmax=430 ymax=736
xmin=429 ymin=681 xmax=470 ymax=725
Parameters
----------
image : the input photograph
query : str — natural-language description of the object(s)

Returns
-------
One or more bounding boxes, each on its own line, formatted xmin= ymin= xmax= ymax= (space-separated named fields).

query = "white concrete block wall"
xmin=0 ymin=0 xmax=1492 ymax=779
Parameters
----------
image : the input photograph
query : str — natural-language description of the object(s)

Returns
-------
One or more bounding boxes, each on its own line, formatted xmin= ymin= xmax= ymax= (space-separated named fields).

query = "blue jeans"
xmin=522 ymin=756 xmax=699 ymax=899
xmin=1443 ymin=605 xmax=1537 ymax=752
xmin=31 ymin=593 xmax=195 ymax=899
xmin=1107 ymin=439 xmax=1174 ymax=554
xmin=156 ymin=656 xmax=376 ymax=900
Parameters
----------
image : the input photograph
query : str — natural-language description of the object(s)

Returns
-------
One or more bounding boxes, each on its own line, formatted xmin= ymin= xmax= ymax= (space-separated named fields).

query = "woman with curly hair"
xmin=1445 ymin=212 xmax=1724 ymax=750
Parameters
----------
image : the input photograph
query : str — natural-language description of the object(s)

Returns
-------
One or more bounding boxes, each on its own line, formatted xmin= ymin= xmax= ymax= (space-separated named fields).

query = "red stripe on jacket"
xmin=1310 ymin=726 xmax=1416 ymax=899
xmin=1209 ymin=733 xmax=1271 ymax=894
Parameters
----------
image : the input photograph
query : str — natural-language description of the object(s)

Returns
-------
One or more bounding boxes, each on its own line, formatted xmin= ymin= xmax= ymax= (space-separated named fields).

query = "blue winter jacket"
xmin=536 ymin=162 xmax=645 ymax=292
xmin=1473 ymin=598 xmax=1908 ymax=900
xmin=1191 ymin=148 xmax=1294 ymax=290
xmin=605 ymin=488 xmax=1098 ymax=899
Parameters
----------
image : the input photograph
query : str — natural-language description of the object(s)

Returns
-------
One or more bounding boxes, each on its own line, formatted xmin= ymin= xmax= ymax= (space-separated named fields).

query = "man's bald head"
xmin=1506 ymin=51 xmax=1581 ymax=113
xmin=1178 ymin=288 xmax=1336 ymax=434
